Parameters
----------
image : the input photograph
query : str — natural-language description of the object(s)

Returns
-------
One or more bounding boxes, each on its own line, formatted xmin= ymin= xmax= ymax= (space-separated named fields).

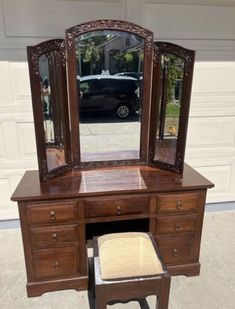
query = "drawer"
xmin=156 ymin=214 xmax=197 ymax=235
xmin=30 ymin=224 xmax=78 ymax=247
xmin=85 ymin=197 xmax=149 ymax=218
xmin=33 ymin=247 xmax=78 ymax=279
xmin=27 ymin=201 xmax=77 ymax=224
xmin=156 ymin=234 xmax=195 ymax=265
xmin=157 ymin=192 xmax=200 ymax=214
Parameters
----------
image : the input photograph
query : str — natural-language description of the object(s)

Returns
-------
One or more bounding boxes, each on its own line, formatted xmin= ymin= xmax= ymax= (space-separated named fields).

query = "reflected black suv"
xmin=78 ymin=75 xmax=140 ymax=119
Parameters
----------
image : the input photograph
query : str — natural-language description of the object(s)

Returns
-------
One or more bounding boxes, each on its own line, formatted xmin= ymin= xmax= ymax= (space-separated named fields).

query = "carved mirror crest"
xmin=65 ymin=20 xmax=153 ymax=168
xmin=149 ymin=42 xmax=195 ymax=174
xmin=27 ymin=39 xmax=72 ymax=181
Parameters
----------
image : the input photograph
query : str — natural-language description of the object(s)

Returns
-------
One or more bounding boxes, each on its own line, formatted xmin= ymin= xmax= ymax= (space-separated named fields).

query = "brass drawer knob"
xmin=116 ymin=206 xmax=122 ymax=215
xmin=174 ymin=223 xmax=181 ymax=231
xmin=176 ymin=200 xmax=182 ymax=210
xmin=50 ymin=210 xmax=56 ymax=221
xmin=54 ymin=261 xmax=60 ymax=268
xmin=52 ymin=233 xmax=57 ymax=241
xmin=172 ymin=248 xmax=179 ymax=257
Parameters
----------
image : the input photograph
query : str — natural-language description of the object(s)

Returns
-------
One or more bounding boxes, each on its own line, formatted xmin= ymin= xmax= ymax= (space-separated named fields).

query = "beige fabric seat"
xmin=97 ymin=232 xmax=163 ymax=280
xmin=93 ymin=232 xmax=171 ymax=309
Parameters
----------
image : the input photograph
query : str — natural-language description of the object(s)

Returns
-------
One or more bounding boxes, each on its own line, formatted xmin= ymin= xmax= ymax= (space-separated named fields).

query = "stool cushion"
xmin=97 ymin=232 xmax=163 ymax=280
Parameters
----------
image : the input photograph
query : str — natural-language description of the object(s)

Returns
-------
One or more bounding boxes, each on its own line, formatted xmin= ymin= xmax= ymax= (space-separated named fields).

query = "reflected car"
xmin=78 ymin=75 xmax=140 ymax=119
xmin=114 ymin=72 xmax=143 ymax=81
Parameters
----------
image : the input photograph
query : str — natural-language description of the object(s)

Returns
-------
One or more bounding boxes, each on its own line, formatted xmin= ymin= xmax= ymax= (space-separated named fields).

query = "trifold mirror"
xmin=27 ymin=20 xmax=195 ymax=181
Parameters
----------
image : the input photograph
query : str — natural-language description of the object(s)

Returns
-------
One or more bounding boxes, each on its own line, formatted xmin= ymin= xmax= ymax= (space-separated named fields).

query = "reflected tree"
xmin=164 ymin=54 xmax=184 ymax=103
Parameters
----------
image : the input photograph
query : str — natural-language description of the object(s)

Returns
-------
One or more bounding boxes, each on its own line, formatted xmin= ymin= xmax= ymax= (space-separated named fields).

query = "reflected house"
xmin=98 ymin=34 xmax=143 ymax=74
xmin=77 ymin=32 xmax=143 ymax=76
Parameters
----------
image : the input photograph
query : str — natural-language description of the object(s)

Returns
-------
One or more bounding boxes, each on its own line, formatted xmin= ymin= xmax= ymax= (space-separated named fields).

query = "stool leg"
xmin=157 ymin=275 xmax=171 ymax=309
xmin=95 ymin=285 xmax=107 ymax=309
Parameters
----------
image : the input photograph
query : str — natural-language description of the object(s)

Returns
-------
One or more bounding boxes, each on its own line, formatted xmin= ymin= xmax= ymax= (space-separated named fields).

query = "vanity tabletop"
xmin=11 ymin=164 xmax=214 ymax=202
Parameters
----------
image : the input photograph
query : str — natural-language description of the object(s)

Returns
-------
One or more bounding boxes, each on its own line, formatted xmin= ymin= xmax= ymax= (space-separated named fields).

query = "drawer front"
xmin=157 ymin=192 xmax=200 ymax=214
xmin=27 ymin=201 xmax=77 ymax=224
xmin=30 ymin=224 xmax=78 ymax=247
xmin=156 ymin=214 xmax=197 ymax=235
xmin=33 ymin=247 xmax=78 ymax=279
xmin=157 ymin=234 xmax=195 ymax=265
xmin=85 ymin=197 xmax=149 ymax=218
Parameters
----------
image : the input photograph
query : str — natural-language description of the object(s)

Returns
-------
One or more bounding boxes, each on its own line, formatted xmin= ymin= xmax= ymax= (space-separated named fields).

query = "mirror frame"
xmin=27 ymin=39 xmax=72 ymax=181
xmin=65 ymin=19 xmax=153 ymax=168
xmin=148 ymin=42 xmax=195 ymax=174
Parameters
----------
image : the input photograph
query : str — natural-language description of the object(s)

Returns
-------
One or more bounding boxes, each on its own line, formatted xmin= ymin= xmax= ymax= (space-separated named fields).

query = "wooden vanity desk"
xmin=13 ymin=19 xmax=214 ymax=297
xmin=11 ymin=164 xmax=213 ymax=297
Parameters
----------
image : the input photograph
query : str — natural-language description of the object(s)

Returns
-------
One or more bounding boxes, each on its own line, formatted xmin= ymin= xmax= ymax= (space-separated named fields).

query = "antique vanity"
xmin=11 ymin=20 xmax=213 ymax=297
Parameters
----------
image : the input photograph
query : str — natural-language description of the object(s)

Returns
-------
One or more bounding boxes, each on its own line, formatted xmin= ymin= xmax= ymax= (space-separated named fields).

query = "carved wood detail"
xmin=27 ymin=38 xmax=72 ymax=182
xmin=153 ymin=42 xmax=194 ymax=72
xmin=65 ymin=19 xmax=154 ymax=170
xmin=66 ymin=19 xmax=153 ymax=55
xmin=29 ymin=39 xmax=65 ymax=76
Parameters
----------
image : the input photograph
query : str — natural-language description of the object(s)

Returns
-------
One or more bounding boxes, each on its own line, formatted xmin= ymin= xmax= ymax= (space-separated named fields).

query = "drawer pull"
xmin=54 ymin=261 xmax=60 ymax=268
xmin=174 ymin=224 xmax=181 ymax=231
xmin=52 ymin=233 xmax=57 ymax=241
xmin=176 ymin=201 xmax=182 ymax=210
xmin=50 ymin=210 xmax=56 ymax=221
xmin=172 ymin=248 xmax=179 ymax=257
xmin=116 ymin=206 xmax=122 ymax=215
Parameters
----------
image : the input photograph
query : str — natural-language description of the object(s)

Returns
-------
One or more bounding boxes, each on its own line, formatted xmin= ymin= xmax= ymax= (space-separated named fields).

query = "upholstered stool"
xmin=93 ymin=232 xmax=171 ymax=309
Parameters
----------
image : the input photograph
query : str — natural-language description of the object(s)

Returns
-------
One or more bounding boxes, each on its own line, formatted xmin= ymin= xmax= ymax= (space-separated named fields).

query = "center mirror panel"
xmin=66 ymin=20 xmax=153 ymax=168
xmin=75 ymin=30 xmax=144 ymax=162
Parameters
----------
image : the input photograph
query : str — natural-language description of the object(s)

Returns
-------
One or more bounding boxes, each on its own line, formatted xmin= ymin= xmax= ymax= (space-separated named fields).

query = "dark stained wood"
xmin=18 ymin=20 xmax=214 ymax=299
xmin=65 ymin=19 xmax=153 ymax=168
xmin=32 ymin=246 xmax=78 ymax=280
xmin=11 ymin=164 xmax=213 ymax=202
xmin=26 ymin=276 xmax=88 ymax=297
xmin=149 ymin=42 xmax=195 ymax=174
xmin=27 ymin=39 xmax=72 ymax=181
xmin=27 ymin=21 xmax=199 ymax=180
xmin=17 ymin=197 xmax=88 ymax=297
xmin=167 ymin=262 xmax=200 ymax=277
xmin=157 ymin=192 xmax=201 ymax=214
xmin=12 ymin=163 xmax=213 ymax=297
xmin=26 ymin=201 xmax=77 ymax=224
xmin=155 ymin=213 xmax=197 ymax=234
xmin=156 ymin=233 xmax=195 ymax=265
xmin=30 ymin=224 xmax=78 ymax=248
xmin=85 ymin=196 xmax=150 ymax=218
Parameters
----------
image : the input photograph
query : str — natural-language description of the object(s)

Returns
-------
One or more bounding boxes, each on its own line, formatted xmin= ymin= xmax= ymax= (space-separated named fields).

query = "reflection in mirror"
xmin=154 ymin=53 xmax=184 ymax=165
xmin=75 ymin=30 xmax=144 ymax=162
xmin=38 ymin=54 xmax=66 ymax=171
